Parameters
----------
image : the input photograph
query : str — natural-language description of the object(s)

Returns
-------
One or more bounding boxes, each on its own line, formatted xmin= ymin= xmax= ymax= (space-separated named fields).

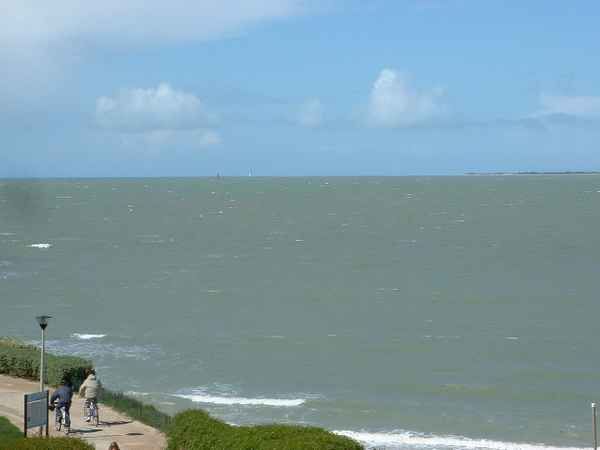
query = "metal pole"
xmin=39 ymin=327 xmax=45 ymax=436
xmin=45 ymin=390 xmax=49 ymax=438
xmin=24 ymin=394 xmax=28 ymax=438
xmin=40 ymin=327 xmax=45 ymax=391
xmin=593 ymin=402 xmax=598 ymax=450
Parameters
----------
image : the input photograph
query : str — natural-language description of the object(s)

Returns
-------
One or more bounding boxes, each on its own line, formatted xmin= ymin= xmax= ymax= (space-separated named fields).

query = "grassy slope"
xmin=167 ymin=410 xmax=363 ymax=450
xmin=0 ymin=416 xmax=21 ymax=440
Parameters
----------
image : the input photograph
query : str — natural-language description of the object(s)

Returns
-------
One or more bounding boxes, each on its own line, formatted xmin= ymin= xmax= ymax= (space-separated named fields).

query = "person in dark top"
xmin=50 ymin=378 xmax=73 ymax=415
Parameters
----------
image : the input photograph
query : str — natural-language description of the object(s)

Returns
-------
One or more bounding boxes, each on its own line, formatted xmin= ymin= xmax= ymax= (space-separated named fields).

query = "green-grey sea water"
xmin=1 ymin=176 xmax=599 ymax=449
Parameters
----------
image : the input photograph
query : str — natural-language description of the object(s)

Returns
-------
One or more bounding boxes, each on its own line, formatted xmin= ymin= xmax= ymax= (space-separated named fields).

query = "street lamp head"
xmin=35 ymin=315 xmax=51 ymax=330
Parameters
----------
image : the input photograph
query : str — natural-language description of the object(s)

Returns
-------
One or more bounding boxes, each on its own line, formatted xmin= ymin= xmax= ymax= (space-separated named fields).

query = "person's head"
xmin=60 ymin=376 xmax=72 ymax=387
xmin=108 ymin=442 xmax=120 ymax=450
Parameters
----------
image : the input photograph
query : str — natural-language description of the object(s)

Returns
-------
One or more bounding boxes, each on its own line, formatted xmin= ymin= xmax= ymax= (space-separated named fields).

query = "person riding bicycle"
xmin=50 ymin=377 xmax=73 ymax=429
xmin=79 ymin=369 xmax=101 ymax=422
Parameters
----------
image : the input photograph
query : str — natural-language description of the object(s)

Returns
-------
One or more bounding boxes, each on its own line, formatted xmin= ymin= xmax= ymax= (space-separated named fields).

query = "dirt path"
xmin=0 ymin=375 xmax=167 ymax=450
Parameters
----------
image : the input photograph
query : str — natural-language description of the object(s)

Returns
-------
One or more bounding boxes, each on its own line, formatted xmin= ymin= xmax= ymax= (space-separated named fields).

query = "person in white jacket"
xmin=79 ymin=369 xmax=101 ymax=422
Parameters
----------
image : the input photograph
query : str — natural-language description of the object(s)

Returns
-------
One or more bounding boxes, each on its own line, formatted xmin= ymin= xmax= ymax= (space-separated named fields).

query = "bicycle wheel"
xmin=63 ymin=409 xmax=71 ymax=435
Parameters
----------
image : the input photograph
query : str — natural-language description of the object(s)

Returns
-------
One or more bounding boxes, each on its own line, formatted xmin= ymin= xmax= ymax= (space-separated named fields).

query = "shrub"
xmin=99 ymin=390 xmax=172 ymax=430
xmin=167 ymin=410 xmax=363 ymax=450
xmin=0 ymin=437 xmax=94 ymax=449
xmin=0 ymin=338 xmax=91 ymax=389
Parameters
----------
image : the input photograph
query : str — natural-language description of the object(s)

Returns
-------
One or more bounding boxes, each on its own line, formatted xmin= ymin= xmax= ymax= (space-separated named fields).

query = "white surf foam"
xmin=71 ymin=333 xmax=106 ymax=340
xmin=41 ymin=339 xmax=160 ymax=361
xmin=29 ymin=243 xmax=52 ymax=249
xmin=333 ymin=430 xmax=589 ymax=450
xmin=174 ymin=393 xmax=305 ymax=407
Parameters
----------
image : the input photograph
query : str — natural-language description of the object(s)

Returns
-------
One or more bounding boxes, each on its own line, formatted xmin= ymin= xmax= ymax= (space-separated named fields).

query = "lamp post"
xmin=35 ymin=316 xmax=51 ymax=392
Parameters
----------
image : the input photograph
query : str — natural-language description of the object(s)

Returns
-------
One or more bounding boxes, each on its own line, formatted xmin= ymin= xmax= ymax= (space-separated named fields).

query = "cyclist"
xmin=50 ymin=377 xmax=73 ymax=431
xmin=79 ymin=369 xmax=101 ymax=422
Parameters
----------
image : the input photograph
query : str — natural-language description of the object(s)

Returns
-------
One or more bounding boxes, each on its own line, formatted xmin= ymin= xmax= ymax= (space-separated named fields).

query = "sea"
xmin=1 ymin=176 xmax=599 ymax=449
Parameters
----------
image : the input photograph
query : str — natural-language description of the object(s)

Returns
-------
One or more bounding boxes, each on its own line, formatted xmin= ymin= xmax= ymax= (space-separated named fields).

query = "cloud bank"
xmin=1 ymin=0 xmax=303 ymax=46
xmin=0 ymin=1 xmax=306 ymax=104
xmin=96 ymin=83 xmax=219 ymax=149
xmin=538 ymin=93 xmax=600 ymax=118
xmin=368 ymin=69 xmax=444 ymax=127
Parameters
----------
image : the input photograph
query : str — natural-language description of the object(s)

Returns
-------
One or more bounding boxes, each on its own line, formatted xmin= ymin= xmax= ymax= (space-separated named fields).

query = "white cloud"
xmin=297 ymin=98 xmax=323 ymax=127
xmin=96 ymin=83 xmax=220 ymax=149
xmin=96 ymin=83 xmax=213 ymax=132
xmin=538 ymin=93 xmax=600 ymax=118
xmin=367 ymin=68 xmax=444 ymax=127
xmin=0 ymin=1 xmax=306 ymax=104
xmin=0 ymin=1 xmax=303 ymax=46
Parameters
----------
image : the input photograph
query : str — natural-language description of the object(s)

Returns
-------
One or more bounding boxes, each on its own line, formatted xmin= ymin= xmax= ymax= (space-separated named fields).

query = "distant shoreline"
xmin=465 ymin=171 xmax=600 ymax=176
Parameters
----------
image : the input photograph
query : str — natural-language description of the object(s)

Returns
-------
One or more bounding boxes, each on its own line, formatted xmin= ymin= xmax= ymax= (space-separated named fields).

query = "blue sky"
xmin=2 ymin=0 xmax=600 ymax=177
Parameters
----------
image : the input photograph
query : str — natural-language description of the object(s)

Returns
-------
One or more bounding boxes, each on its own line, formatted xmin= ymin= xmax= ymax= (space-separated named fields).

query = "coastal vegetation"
xmin=100 ymin=390 xmax=172 ymax=430
xmin=0 ymin=416 xmax=93 ymax=449
xmin=167 ymin=410 xmax=363 ymax=450
xmin=0 ymin=437 xmax=94 ymax=449
xmin=0 ymin=338 xmax=91 ymax=388
xmin=0 ymin=338 xmax=362 ymax=449
xmin=0 ymin=416 xmax=21 ymax=440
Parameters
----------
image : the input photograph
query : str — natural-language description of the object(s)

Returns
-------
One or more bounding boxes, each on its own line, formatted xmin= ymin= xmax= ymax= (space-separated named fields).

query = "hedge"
xmin=167 ymin=410 xmax=363 ymax=450
xmin=0 ymin=338 xmax=91 ymax=389
xmin=0 ymin=437 xmax=94 ymax=450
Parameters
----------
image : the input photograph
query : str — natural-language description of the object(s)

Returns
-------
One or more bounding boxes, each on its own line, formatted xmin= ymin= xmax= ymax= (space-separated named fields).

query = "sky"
xmin=1 ymin=0 xmax=600 ymax=177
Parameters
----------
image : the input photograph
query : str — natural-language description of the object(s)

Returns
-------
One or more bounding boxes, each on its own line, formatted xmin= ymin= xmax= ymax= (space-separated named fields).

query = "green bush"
xmin=0 ymin=338 xmax=91 ymax=389
xmin=0 ymin=437 xmax=94 ymax=449
xmin=100 ymin=390 xmax=172 ymax=430
xmin=0 ymin=416 xmax=21 ymax=440
xmin=167 ymin=410 xmax=363 ymax=450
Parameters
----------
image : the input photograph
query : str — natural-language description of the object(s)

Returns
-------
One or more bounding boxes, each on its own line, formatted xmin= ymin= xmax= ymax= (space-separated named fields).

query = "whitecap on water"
xmin=174 ymin=390 xmax=305 ymax=407
xmin=71 ymin=333 xmax=106 ymax=340
xmin=41 ymin=339 xmax=161 ymax=361
xmin=333 ymin=430 xmax=589 ymax=450
xmin=29 ymin=243 xmax=52 ymax=249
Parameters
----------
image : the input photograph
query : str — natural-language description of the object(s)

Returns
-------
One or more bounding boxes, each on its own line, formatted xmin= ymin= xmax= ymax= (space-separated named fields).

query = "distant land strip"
xmin=465 ymin=171 xmax=600 ymax=175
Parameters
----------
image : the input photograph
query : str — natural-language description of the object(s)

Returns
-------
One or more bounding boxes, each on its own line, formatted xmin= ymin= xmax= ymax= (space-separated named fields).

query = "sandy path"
xmin=0 ymin=375 xmax=167 ymax=450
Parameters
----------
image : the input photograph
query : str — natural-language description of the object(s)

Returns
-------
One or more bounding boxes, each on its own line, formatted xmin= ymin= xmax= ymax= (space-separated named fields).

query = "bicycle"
xmin=50 ymin=402 xmax=71 ymax=435
xmin=84 ymin=398 xmax=100 ymax=426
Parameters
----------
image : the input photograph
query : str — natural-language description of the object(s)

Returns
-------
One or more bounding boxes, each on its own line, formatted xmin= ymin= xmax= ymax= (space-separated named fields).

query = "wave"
xmin=41 ymin=339 xmax=161 ymax=361
xmin=333 ymin=430 xmax=589 ymax=450
xmin=71 ymin=333 xmax=106 ymax=340
xmin=29 ymin=243 xmax=52 ymax=249
xmin=174 ymin=392 xmax=305 ymax=407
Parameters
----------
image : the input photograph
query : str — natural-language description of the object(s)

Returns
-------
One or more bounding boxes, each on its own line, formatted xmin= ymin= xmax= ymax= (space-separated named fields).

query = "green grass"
xmin=0 ymin=416 xmax=93 ymax=449
xmin=167 ymin=410 xmax=363 ymax=450
xmin=99 ymin=389 xmax=172 ymax=430
xmin=0 ymin=437 xmax=94 ymax=449
xmin=0 ymin=416 xmax=21 ymax=440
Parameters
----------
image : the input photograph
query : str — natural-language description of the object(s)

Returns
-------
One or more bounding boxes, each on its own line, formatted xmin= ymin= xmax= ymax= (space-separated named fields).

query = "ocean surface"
xmin=1 ymin=176 xmax=599 ymax=449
